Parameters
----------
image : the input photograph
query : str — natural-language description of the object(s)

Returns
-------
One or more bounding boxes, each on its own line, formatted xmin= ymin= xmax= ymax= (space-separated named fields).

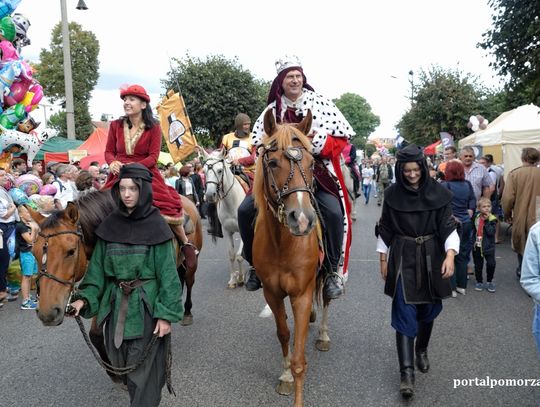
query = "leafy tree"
xmin=364 ymin=144 xmax=376 ymax=158
xmin=162 ymin=55 xmax=269 ymax=147
xmin=333 ymin=93 xmax=380 ymax=150
xmin=34 ymin=22 xmax=99 ymax=140
xmin=479 ymin=0 xmax=540 ymax=106
xmin=396 ymin=66 xmax=498 ymax=146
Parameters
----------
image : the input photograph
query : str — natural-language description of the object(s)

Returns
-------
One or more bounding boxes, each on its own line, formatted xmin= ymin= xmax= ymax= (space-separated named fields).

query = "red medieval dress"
xmin=103 ymin=118 xmax=183 ymax=223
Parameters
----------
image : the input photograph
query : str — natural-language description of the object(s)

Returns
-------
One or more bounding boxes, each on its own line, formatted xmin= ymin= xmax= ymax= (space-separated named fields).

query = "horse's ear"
xmin=25 ymin=205 xmax=45 ymax=224
xmin=263 ymin=109 xmax=277 ymax=136
xmin=64 ymin=202 xmax=79 ymax=225
xmin=296 ymin=110 xmax=313 ymax=136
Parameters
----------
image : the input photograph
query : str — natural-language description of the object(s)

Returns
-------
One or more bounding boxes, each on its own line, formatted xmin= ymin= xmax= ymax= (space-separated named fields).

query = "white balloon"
xmin=472 ymin=123 xmax=480 ymax=132
xmin=470 ymin=116 xmax=480 ymax=126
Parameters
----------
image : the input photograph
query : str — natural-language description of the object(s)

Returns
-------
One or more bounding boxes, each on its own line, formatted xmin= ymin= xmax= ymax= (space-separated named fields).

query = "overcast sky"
xmin=18 ymin=0 xmax=501 ymax=139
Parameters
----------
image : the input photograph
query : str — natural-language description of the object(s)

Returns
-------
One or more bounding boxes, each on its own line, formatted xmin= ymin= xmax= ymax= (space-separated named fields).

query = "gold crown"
xmin=275 ymin=55 xmax=302 ymax=74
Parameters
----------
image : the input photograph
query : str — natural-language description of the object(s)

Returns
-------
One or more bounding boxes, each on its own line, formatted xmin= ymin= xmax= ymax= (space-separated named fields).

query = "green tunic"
xmin=75 ymin=238 xmax=183 ymax=340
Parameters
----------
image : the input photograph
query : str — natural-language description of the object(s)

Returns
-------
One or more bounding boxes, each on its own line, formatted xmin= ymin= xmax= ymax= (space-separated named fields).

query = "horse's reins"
xmin=37 ymin=225 xmax=175 ymax=394
xmin=261 ymin=141 xmax=316 ymax=225
xmin=204 ymin=157 xmax=237 ymax=201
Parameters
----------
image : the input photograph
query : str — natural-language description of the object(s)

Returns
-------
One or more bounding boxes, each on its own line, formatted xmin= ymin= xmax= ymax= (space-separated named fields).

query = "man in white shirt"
xmin=53 ymin=164 xmax=79 ymax=209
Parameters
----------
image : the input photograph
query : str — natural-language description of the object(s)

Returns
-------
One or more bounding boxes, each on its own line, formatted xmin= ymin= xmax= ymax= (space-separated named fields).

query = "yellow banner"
xmin=156 ymin=90 xmax=197 ymax=163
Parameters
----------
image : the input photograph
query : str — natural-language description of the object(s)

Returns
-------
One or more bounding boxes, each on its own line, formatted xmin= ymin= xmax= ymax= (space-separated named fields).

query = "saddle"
xmin=234 ymin=174 xmax=251 ymax=194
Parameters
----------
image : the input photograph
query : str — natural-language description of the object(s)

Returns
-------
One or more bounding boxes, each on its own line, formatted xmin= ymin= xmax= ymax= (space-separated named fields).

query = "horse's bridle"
xmin=261 ymin=140 xmax=315 ymax=225
xmin=36 ymin=225 xmax=85 ymax=310
xmin=204 ymin=157 xmax=236 ymax=201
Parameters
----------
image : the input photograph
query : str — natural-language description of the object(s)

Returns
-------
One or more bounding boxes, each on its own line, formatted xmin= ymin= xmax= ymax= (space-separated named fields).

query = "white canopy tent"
xmin=459 ymin=104 xmax=540 ymax=177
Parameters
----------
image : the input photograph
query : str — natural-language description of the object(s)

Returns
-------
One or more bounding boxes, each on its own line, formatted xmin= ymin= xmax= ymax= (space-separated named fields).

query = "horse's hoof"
xmin=109 ymin=374 xmax=124 ymax=384
xmin=114 ymin=382 xmax=128 ymax=391
xmin=181 ymin=315 xmax=193 ymax=326
xmin=236 ymin=280 xmax=244 ymax=287
xmin=227 ymin=283 xmax=237 ymax=289
xmin=276 ymin=380 xmax=294 ymax=396
xmin=309 ymin=310 xmax=317 ymax=323
xmin=315 ymin=339 xmax=330 ymax=352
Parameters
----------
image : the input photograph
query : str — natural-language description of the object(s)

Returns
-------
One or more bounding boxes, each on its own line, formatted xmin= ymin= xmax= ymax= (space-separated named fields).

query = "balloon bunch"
xmin=3 ymin=172 xmax=56 ymax=212
xmin=0 ymin=1 xmax=47 ymax=166
xmin=467 ymin=115 xmax=489 ymax=132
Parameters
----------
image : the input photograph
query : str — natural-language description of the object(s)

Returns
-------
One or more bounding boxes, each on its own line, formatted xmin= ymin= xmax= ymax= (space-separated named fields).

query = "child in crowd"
xmin=16 ymin=205 xmax=39 ymax=309
xmin=472 ymin=197 xmax=498 ymax=293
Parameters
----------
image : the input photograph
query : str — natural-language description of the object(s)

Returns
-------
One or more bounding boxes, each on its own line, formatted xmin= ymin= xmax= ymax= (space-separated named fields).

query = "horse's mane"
xmin=208 ymin=149 xmax=224 ymax=160
xmin=253 ymin=124 xmax=312 ymax=212
xmin=40 ymin=190 xmax=115 ymax=249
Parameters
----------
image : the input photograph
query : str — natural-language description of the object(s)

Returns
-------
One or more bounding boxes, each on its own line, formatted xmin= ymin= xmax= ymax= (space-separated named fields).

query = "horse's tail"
xmin=314 ymin=264 xmax=326 ymax=307
xmin=206 ymin=202 xmax=222 ymax=243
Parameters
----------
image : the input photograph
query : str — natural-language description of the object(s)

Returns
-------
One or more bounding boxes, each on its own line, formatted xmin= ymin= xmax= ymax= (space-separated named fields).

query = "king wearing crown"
xmin=237 ymin=55 xmax=356 ymax=300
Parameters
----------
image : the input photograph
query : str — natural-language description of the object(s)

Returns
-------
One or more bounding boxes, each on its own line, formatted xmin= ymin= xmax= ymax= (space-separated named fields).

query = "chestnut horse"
xmin=253 ymin=110 xmax=332 ymax=407
xmin=32 ymin=191 xmax=202 ymax=380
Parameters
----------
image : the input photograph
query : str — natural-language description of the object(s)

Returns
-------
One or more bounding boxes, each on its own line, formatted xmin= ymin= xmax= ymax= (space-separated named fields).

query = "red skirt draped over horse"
xmin=103 ymin=119 xmax=183 ymax=223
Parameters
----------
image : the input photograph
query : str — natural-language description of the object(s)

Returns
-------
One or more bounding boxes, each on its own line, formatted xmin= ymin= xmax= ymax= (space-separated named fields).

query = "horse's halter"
xmin=36 ymin=225 xmax=85 ymax=310
xmin=261 ymin=139 xmax=315 ymax=225
xmin=204 ymin=158 xmax=236 ymax=201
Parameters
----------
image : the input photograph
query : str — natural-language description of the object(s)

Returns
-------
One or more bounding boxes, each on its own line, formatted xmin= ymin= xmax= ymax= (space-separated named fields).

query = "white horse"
xmin=202 ymin=150 xmax=247 ymax=288
xmin=341 ymin=159 xmax=357 ymax=221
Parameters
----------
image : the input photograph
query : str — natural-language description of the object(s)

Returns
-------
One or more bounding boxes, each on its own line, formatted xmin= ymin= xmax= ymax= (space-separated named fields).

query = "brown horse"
xmin=253 ymin=110 xmax=332 ymax=407
xmin=31 ymin=191 xmax=202 ymax=380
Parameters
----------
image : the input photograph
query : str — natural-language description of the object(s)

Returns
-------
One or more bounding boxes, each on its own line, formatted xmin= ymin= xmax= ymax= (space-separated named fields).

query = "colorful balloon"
xmin=0 ymin=103 xmax=25 ymax=128
xmin=16 ymin=173 xmax=42 ymax=196
xmin=9 ymin=186 xmax=28 ymax=205
xmin=0 ymin=16 xmax=16 ymax=42
xmin=12 ymin=13 xmax=30 ymax=50
xmin=0 ymin=0 xmax=22 ymax=20
xmin=4 ymin=78 xmax=29 ymax=106
xmin=39 ymin=184 xmax=57 ymax=196
xmin=0 ymin=127 xmax=53 ymax=166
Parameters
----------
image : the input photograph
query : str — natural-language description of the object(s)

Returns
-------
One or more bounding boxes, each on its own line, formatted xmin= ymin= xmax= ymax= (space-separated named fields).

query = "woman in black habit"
xmin=376 ymin=144 xmax=459 ymax=398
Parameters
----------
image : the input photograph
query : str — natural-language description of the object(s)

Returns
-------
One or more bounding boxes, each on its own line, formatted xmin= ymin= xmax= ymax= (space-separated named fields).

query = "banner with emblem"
xmin=156 ymin=90 xmax=197 ymax=163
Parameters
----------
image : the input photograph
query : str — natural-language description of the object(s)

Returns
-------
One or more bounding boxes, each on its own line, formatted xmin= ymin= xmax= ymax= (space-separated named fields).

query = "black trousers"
xmin=237 ymin=188 xmax=344 ymax=272
xmin=472 ymin=246 xmax=496 ymax=283
xmin=0 ymin=222 xmax=15 ymax=292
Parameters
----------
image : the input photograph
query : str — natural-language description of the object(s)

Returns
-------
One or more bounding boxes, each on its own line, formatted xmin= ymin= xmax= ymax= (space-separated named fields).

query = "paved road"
xmin=1 ymin=197 xmax=539 ymax=407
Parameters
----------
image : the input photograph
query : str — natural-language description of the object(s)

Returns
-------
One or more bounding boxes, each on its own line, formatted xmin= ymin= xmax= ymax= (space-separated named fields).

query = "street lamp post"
xmin=60 ymin=0 xmax=87 ymax=140
xmin=408 ymin=70 xmax=414 ymax=104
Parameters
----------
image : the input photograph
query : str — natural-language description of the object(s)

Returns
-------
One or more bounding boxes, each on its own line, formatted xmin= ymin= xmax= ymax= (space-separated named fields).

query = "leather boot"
xmin=324 ymin=273 xmax=344 ymax=300
xmin=396 ymin=331 xmax=415 ymax=399
xmin=245 ymin=267 xmax=262 ymax=291
xmin=415 ymin=321 xmax=433 ymax=373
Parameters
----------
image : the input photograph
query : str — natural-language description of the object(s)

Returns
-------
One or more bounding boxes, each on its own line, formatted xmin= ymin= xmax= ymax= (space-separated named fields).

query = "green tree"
xmin=162 ymin=54 xmax=269 ymax=147
xmin=364 ymin=144 xmax=376 ymax=158
xmin=333 ymin=93 xmax=380 ymax=150
xmin=396 ymin=66 xmax=496 ymax=146
xmin=479 ymin=0 xmax=540 ymax=106
xmin=34 ymin=22 xmax=100 ymax=140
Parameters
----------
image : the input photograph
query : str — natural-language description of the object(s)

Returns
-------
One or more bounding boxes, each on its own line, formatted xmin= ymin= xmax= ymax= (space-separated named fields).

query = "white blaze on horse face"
xmin=295 ymin=191 xmax=310 ymax=234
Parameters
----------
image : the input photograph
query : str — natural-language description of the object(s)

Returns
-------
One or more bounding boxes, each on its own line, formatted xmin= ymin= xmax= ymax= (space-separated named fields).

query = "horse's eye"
xmin=66 ymin=249 xmax=76 ymax=258
xmin=268 ymin=159 xmax=278 ymax=169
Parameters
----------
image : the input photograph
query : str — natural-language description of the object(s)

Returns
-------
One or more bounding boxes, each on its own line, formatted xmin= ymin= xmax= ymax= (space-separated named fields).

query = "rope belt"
xmin=397 ymin=234 xmax=435 ymax=290
xmin=114 ymin=279 xmax=148 ymax=349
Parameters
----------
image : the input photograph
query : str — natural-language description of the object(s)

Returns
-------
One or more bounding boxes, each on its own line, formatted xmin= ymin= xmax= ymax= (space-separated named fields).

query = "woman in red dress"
xmin=103 ymin=84 xmax=196 ymax=264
